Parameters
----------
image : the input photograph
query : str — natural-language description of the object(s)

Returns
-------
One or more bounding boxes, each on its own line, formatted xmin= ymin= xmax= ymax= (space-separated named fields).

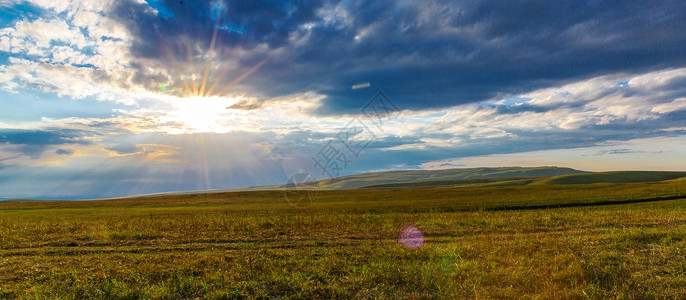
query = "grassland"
xmin=1 ymin=178 xmax=686 ymax=298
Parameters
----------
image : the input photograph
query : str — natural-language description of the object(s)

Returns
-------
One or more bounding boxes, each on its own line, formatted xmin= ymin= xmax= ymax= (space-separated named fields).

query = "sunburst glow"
xmin=152 ymin=23 xmax=269 ymax=134
xmin=162 ymin=96 xmax=241 ymax=134
xmin=163 ymin=26 xmax=269 ymax=99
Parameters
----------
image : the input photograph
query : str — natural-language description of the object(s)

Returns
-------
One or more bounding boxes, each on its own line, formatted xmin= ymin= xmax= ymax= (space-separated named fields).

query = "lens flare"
xmin=398 ymin=225 xmax=425 ymax=249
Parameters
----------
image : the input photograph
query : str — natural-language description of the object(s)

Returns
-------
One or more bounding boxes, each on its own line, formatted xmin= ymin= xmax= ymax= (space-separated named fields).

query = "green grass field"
xmin=1 ymin=174 xmax=686 ymax=298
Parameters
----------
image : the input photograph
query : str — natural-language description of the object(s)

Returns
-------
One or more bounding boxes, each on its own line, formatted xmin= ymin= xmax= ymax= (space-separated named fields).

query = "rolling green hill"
xmin=309 ymin=166 xmax=586 ymax=189
xmin=533 ymin=171 xmax=686 ymax=185
xmin=98 ymin=168 xmax=686 ymax=199
xmin=0 ymin=199 xmax=48 ymax=203
xmin=121 ymin=166 xmax=587 ymax=198
xmin=359 ymin=177 xmax=541 ymax=189
xmin=357 ymin=171 xmax=686 ymax=190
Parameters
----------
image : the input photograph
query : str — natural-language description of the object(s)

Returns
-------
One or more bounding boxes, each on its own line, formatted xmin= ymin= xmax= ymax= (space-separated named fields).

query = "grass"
xmin=1 ymin=179 xmax=686 ymax=298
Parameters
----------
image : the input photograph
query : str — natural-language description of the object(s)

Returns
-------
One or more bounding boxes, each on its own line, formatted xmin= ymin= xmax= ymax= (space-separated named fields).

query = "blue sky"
xmin=0 ymin=0 xmax=685 ymax=199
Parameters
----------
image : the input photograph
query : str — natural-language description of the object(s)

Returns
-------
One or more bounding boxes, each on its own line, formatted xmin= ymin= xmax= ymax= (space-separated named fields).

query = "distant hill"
xmin=533 ymin=171 xmax=686 ymax=185
xmin=0 ymin=199 xmax=49 ymax=203
xmin=358 ymin=171 xmax=686 ymax=190
xmin=81 ymin=168 xmax=686 ymax=200
xmin=359 ymin=177 xmax=542 ymax=189
xmin=308 ymin=166 xmax=587 ymax=189
xmin=120 ymin=167 xmax=587 ymax=198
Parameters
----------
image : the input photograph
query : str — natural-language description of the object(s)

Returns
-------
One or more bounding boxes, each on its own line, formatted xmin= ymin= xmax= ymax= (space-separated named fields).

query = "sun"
xmin=153 ymin=24 xmax=268 ymax=134
xmin=163 ymin=96 xmax=240 ymax=134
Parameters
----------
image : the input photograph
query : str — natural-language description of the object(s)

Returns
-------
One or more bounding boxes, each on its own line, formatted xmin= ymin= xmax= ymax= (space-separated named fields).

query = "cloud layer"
xmin=0 ymin=0 xmax=685 ymax=198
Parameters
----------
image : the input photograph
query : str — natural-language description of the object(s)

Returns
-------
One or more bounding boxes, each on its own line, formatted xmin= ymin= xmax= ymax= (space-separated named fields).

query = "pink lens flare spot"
xmin=398 ymin=225 xmax=425 ymax=249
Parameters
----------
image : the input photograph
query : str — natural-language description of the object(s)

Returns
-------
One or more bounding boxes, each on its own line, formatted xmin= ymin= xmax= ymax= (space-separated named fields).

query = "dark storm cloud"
xmin=587 ymin=149 xmax=644 ymax=156
xmin=105 ymin=144 xmax=140 ymax=155
xmin=55 ymin=148 xmax=74 ymax=155
xmin=116 ymin=0 xmax=686 ymax=113
xmin=115 ymin=0 xmax=323 ymax=57
xmin=0 ymin=129 xmax=94 ymax=146
xmin=490 ymin=103 xmax=552 ymax=114
xmin=0 ymin=129 xmax=95 ymax=158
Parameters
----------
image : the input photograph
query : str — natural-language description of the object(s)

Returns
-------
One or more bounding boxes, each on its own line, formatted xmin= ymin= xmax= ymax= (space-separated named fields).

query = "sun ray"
xmin=186 ymin=44 xmax=199 ymax=97
xmin=198 ymin=26 xmax=219 ymax=97
xmin=165 ymin=46 xmax=194 ymax=97
xmin=158 ymin=18 xmax=270 ymax=101
xmin=213 ymin=58 xmax=269 ymax=97
xmin=205 ymin=64 xmax=231 ymax=96
xmin=152 ymin=19 xmax=272 ymax=134
xmin=198 ymin=133 xmax=210 ymax=190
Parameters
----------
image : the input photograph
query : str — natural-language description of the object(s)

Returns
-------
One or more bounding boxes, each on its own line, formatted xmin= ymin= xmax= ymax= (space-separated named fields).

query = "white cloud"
xmin=651 ymin=97 xmax=686 ymax=114
xmin=628 ymin=68 xmax=686 ymax=90
xmin=419 ymin=135 xmax=686 ymax=172
xmin=115 ymin=92 xmax=335 ymax=135
xmin=14 ymin=18 xmax=90 ymax=49
xmin=362 ymin=67 xmax=686 ymax=151
xmin=458 ymin=68 xmax=686 ymax=130
xmin=0 ymin=35 xmax=9 ymax=52
xmin=0 ymin=0 xmax=138 ymax=100
xmin=22 ymin=0 xmax=71 ymax=13
xmin=72 ymin=10 xmax=101 ymax=30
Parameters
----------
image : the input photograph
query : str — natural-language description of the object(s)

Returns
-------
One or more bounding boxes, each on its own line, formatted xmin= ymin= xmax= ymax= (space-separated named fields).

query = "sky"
xmin=0 ymin=0 xmax=685 ymax=199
